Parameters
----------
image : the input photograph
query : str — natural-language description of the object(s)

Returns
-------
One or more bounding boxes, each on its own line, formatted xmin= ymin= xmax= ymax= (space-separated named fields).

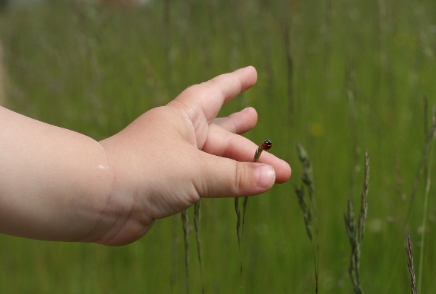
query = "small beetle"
xmin=261 ymin=139 xmax=272 ymax=151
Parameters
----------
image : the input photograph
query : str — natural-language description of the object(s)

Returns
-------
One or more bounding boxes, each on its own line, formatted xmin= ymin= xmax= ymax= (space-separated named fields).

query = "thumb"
xmin=196 ymin=155 xmax=276 ymax=198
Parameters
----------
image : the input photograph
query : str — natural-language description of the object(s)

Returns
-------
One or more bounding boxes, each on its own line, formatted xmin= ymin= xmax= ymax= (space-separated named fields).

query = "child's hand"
xmin=98 ymin=66 xmax=291 ymax=245
xmin=0 ymin=66 xmax=290 ymax=245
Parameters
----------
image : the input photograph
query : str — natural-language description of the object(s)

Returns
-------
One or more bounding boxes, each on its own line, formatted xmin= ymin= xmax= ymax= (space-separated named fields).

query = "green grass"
xmin=1 ymin=0 xmax=436 ymax=293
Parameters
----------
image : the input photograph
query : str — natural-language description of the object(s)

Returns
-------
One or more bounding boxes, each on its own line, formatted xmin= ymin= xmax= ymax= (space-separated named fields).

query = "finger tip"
xmin=238 ymin=66 xmax=257 ymax=86
xmin=275 ymin=161 xmax=292 ymax=183
xmin=246 ymin=65 xmax=258 ymax=81
xmin=242 ymin=106 xmax=258 ymax=122
xmin=244 ymin=65 xmax=256 ymax=72
xmin=243 ymin=106 xmax=257 ymax=113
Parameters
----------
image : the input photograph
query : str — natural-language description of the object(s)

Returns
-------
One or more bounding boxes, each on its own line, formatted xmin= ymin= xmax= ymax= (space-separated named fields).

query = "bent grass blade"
xmin=235 ymin=139 xmax=272 ymax=284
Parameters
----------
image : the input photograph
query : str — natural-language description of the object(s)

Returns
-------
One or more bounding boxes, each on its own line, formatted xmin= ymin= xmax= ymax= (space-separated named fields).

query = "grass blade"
xmin=404 ymin=108 xmax=436 ymax=225
xmin=235 ymin=139 xmax=272 ymax=285
xmin=344 ymin=150 xmax=369 ymax=294
xmin=417 ymin=107 xmax=436 ymax=291
xmin=193 ymin=201 xmax=205 ymax=294
xmin=406 ymin=235 xmax=420 ymax=294
xmin=294 ymin=142 xmax=319 ymax=293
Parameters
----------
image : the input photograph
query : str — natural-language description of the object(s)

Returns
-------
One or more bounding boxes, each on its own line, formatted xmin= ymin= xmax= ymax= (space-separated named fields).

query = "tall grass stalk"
xmin=234 ymin=194 xmax=243 ymax=283
xmin=344 ymin=151 xmax=369 ymax=294
xmin=235 ymin=139 xmax=272 ymax=285
xmin=406 ymin=235 xmax=420 ymax=294
xmin=417 ymin=107 xmax=436 ymax=291
xmin=294 ymin=142 xmax=319 ymax=293
xmin=283 ymin=17 xmax=294 ymax=119
xmin=193 ymin=201 xmax=204 ymax=294
xmin=387 ymin=101 xmax=436 ymax=292
xmin=404 ymin=108 xmax=436 ymax=224
xmin=346 ymin=66 xmax=360 ymax=198
xmin=181 ymin=210 xmax=189 ymax=294
xmin=242 ymin=139 xmax=272 ymax=226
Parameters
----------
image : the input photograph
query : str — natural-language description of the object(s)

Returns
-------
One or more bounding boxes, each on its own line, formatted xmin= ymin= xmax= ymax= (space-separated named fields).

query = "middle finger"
xmin=212 ymin=107 xmax=258 ymax=134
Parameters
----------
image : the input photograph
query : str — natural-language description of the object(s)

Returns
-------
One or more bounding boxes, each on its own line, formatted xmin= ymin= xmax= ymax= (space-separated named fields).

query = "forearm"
xmin=0 ymin=106 xmax=113 ymax=242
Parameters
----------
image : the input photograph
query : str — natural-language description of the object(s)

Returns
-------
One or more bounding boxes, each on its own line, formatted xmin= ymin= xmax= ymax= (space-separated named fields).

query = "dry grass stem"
xmin=406 ymin=235 xmax=420 ymax=294
xmin=344 ymin=151 xmax=369 ymax=294
xmin=294 ymin=142 xmax=319 ymax=293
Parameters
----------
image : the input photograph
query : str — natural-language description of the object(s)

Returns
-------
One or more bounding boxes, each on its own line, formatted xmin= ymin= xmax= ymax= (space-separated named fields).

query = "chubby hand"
xmin=98 ymin=66 xmax=291 ymax=245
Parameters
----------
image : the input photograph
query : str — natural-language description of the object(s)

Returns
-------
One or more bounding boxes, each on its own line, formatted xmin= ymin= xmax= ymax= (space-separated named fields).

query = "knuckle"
xmin=234 ymin=162 xmax=249 ymax=195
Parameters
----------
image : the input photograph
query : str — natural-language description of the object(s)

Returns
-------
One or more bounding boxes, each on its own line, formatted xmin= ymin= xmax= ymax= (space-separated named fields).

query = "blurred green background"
xmin=1 ymin=0 xmax=436 ymax=293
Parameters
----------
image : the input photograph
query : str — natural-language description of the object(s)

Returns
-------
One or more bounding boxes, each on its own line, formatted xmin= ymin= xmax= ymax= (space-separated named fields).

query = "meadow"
xmin=1 ymin=0 xmax=436 ymax=293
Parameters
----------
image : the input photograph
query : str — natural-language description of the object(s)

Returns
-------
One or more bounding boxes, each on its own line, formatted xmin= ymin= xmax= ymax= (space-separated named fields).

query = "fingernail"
xmin=254 ymin=165 xmax=276 ymax=189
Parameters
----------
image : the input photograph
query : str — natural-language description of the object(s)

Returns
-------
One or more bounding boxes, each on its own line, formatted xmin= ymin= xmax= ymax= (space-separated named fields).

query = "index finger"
xmin=168 ymin=66 xmax=258 ymax=123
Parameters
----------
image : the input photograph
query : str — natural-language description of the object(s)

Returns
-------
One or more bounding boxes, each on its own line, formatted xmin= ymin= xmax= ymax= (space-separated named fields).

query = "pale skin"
xmin=0 ymin=66 xmax=291 ymax=246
